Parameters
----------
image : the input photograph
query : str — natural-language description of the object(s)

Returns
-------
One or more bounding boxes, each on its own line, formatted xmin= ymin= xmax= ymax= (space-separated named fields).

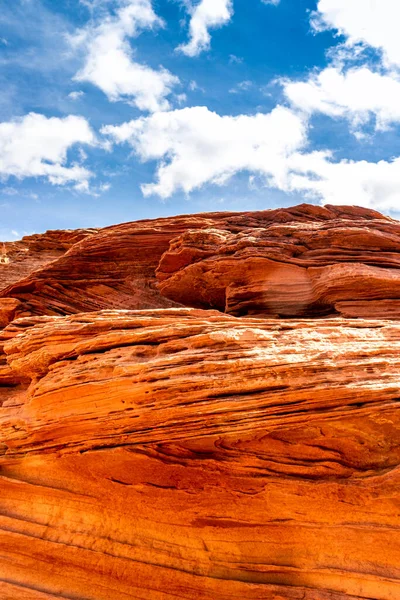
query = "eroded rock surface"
xmin=2 ymin=203 xmax=395 ymax=319
xmin=1 ymin=204 xmax=400 ymax=600
xmin=157 ymin=209 xmax=400 ymax=318
xmin=0 ymin=228 xmax=97 ymax=295
xmin=0 ymin=309 xmax=400 ymax=599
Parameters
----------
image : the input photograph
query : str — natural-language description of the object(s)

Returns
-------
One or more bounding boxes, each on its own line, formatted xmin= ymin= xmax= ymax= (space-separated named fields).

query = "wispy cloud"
xmin=229 ymin=80 xmax=252 ymax=94
xmin=68 ymin=90 xmax=85 ymax=101
xmin=71 ymin=0 xmax=179 ymax=112
xmin=177 ymin=0 xmax=233 ymax=57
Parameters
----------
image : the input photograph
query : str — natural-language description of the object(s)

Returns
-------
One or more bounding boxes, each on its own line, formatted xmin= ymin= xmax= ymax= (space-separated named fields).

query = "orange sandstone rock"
xmin=1 ymin=205 xmax=400 ymax=600
xmin=0 ymin=309 xmax=400 ymax=599
xmin=0 ymin=228 xmax=97 ymax=294
xmin=2 ymin=203 xmax=397 ymax=319
xmin=157 ymin=211 xmax=400 ymax=319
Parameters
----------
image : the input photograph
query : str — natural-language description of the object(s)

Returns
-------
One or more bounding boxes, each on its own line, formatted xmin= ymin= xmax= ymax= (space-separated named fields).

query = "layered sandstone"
xmin=2 ymin=203 xmax=397 ymax=320
xmin=1 ymin=204 xmax=400 ymax=600
xmin=0 ymin=309 xmax=400 ymax=599
xmin=0 ymin=229 xmax=97 ymax=294
xmin=157 ymin=211 xmax=400 ymax=318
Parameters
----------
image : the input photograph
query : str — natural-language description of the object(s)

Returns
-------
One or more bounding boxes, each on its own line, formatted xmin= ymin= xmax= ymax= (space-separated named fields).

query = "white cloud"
xmin=312 ymin=0 xmax=400 ymax=68
xmin=284 ymin=66 xmax=400 ymax=132
xmin=229 ymin=54 xmax=243 ymax=64
xmin=101 ymin=104 xmax=400 ymax=212
xmin=79 ymin=0 xmax=111 ymax=11
xmin=229 ymin=80 xmax=252 ymax=94
xmin=102 ymin=105 xmax=307 ymax=198
xmin=95 ymin=0 xmax=400 ymax=214
xmin=188 ymin=80 xmax=205 ymax=93
xmin=72 ymin=0 xmax=179 ymax=112
xmin=68 ymin=90 xmax=85 ymax=100
xmin=74 ymin=180 xmax=111 ymax=196
xmin=0 ymin=112 xmax=95 ymax=187
xmin=261 ymin=0 xmax=280 ymax=5
xmin=178 ymin=0 xmax=233 ymax=57
xmin=284 ymin=153 xmax=400 ymax=213
xmin=175 ymin=93 xmax=188 ymax=105
xmin=280 ymin=0 xmax=400 ymax=142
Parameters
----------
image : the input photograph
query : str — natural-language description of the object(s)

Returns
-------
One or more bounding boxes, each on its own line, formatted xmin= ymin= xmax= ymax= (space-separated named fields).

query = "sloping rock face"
xmin=1 ymin=309 xmax=400 ymax=599
xmin=1 ymin=204 xmax=400 ymax=600
xmin=0 ymin=228 xmax=97 ymax=294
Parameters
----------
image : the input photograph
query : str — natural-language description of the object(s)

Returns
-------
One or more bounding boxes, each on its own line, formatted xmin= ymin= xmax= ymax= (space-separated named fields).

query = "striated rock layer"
xmin=0 ymin=309 xmax=400 ymax=599
xmin=157 ymin=209 xmax=400 ymax=319
xmin=0 ymin=228 xmax=97 ymax=295
xmin=1 ymin=204 xmax=400 ymax=599
xmin=2 ymin=203 xmax=400 ymax=320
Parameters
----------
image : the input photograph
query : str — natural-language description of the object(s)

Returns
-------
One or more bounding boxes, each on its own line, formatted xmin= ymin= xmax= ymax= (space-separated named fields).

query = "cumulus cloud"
xmin=102 ymin=105 xmax=307 ymax=197
xmin=96 ymin=0 xmax=400 ymax=213
xmin=101 ymin=104 xmax=400 ymax=212
xmin=0 ymin=112 xmax=95 ymax=187
xmin=312 ymin=0 xmax=400 ymax=68
xmin=178 ymin=0 xmax=233 ymax=57
xmin=72 ymin=0 xmax=179 ymax=112
xmin=285 ymin=153 xmax=400 ymax=213
xmin=284 ymin=67 xmax=400 ymax=132
xmin=282 ymin=1 xmax=400 ymax=138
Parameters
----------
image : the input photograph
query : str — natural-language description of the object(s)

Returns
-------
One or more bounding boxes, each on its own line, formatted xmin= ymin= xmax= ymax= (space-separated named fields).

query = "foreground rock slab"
xmin=0 ymin=309 xmax=399 ymax=599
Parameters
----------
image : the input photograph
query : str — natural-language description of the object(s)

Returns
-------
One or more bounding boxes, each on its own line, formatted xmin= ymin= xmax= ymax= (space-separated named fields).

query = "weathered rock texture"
xmin=3 ymin=203 xmax=400 ymax=320
xmin=0 ymin=229 xmax=97 ymax=294
xmin=157 ymin=209 xmax=400 ymax=319
xmin=1 ymin=204 xmax=400 ymax=600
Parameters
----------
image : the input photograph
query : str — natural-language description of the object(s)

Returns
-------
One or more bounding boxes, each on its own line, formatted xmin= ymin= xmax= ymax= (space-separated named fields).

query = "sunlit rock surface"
xmin=0 ymin=204 xmax=400 ymax=600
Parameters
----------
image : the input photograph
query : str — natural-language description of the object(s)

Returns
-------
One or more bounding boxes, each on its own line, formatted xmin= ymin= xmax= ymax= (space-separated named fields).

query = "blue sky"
xmin=1 ymin=0 xmax=400 ymax=239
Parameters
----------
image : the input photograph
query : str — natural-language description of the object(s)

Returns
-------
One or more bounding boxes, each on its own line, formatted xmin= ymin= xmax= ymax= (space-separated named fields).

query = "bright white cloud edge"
xmin=0 ymin=113 xmax=95 ymax=188
xmin=178 ymin=0 xmax=233 ymax=57
xmin=72 ymin=0 xmax=179 ymax=112
xmin=313 ymin=0 xmax=400 ymax=68
xmin=284 ymin=66 xmax=400 ymax=134
xmin=101 ymin=105 xmax=400 ymax=212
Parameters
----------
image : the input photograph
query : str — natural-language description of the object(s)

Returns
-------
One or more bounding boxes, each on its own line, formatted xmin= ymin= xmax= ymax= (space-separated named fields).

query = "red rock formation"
xmin=0 ymin=229 xmax=97 ymax=295
xmin=1 ymin=204 xmax=400 ymax=600
xmin=2 ymin=203 xmax=395 ymax=319
xmin=157 ymin=210 xmax=400 ymax=318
